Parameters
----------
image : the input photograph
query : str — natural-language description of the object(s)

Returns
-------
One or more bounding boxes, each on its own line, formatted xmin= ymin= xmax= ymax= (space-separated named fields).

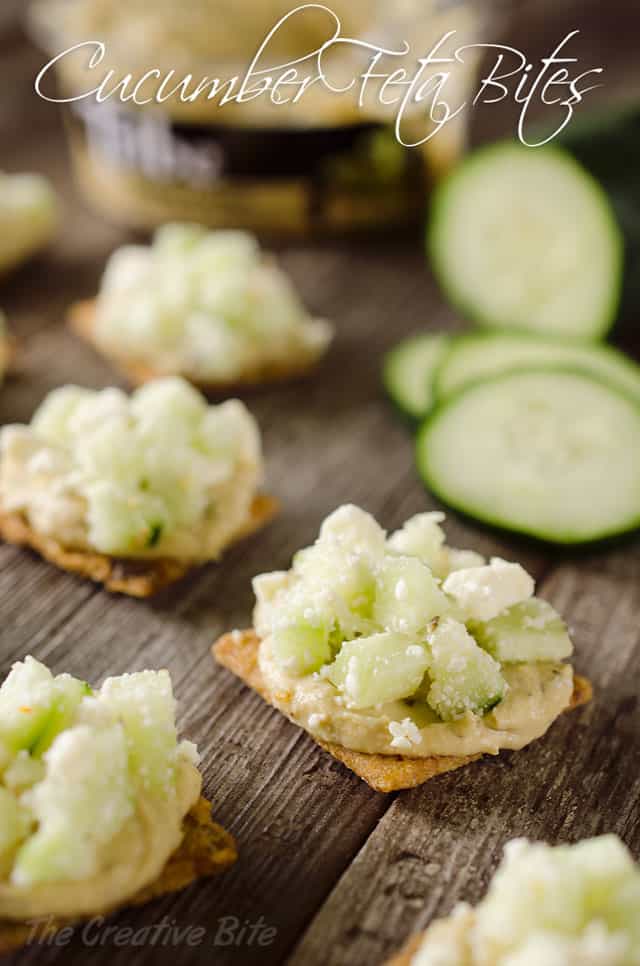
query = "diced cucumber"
xmin=426 ymin=618 xmax=506 ymax=721
xmin=470 ymin=598 xmax=573 ymax=664
xmin=99 ymin=670 xmax=178 ymax=794
xmin=30 ymin=676 xmax=92 ymax=758
xmin=325 ymin=632 xmax=430 ymax=709
xmin=418 ymin=368 xmax=640 ymax=544
xmin=318 ymin=504 xmax=387 ymax=558
xmin=271 ymin=623 xmax=332 ymax=676
xmin=373 ymin=555 xmax=448 ymax=636
xmin=0 ymin=658 xmax=56 ymax=754
xmin=294 ymin=542 xmax=377 ymax=631
xmin=428 ymin=142 xmax=623 ymax=340
xmin=31 ymin=386 xmax=95 ymax=446
xmin=383 ymin=333 xmax=451 ymax=420
xmin=435 ymin=331 xmax=640 ymax=403
xmin=13 ymin=724 xmax=133 ymax=885
xmin=387 ymin=511 xmax=447 ymax=575
xmin=475 ymin=835 xmax=640 ymax=960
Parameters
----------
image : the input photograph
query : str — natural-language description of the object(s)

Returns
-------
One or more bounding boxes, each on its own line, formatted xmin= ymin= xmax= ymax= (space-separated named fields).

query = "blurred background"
xmin=1 ymin=1 xmax=638 ymax=275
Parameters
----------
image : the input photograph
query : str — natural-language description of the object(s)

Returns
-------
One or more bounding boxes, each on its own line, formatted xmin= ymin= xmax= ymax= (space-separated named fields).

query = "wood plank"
xmin=288 ymin=565 xmax=640 ymax=966
xmin=1 ymin=242 xmax=549 ymax=964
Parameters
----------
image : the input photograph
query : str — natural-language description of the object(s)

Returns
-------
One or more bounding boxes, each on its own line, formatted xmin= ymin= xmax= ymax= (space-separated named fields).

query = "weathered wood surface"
xmin=1 ymin=7 xmax=639 ymax=966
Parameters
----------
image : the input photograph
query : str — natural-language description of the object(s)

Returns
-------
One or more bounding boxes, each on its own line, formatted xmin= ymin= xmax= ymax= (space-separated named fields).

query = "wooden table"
xmin=1 ymin=10 xmax=639 ymax=966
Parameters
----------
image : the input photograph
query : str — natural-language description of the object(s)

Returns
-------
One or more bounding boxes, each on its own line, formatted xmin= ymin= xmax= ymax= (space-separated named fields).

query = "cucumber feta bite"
xmin=0 ymin=657 xmax=201 ymax=919
xmin=0 ymin=172 xmax=57 ymax=277
xmin=0 ymin=377 xmax=263 ymax=560
xmin=412 ymin=836 xmax=640 ymax=966
xmin=92 ymin=224 xmax=333 ymax=384
xmin=254 ymin=505 xmax=575 ymax=756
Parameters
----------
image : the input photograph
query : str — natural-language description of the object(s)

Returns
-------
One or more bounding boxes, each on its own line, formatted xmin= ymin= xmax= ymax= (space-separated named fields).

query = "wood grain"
xmin=1 ymin=8 xmax=640 ymax=966
xmin=289 ymin=567 xmax=640 ymax=966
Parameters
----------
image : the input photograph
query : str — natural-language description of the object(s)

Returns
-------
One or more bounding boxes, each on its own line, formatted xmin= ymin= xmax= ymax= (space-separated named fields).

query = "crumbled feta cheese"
xmin=388 ymin=717 xmax=422 ymax=750
xmin=443 ymin=558 xmax=534 ymax=622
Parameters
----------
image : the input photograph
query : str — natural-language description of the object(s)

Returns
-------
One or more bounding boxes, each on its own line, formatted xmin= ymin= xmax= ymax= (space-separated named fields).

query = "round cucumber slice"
xmin=383 ymin=333 xmax=451 ymax=420
xmin=435 ymin=331 xmax=640 ymax=402
xmin=418 ymin=368 xmax=640 ymax=544
xmin=428 ymin=143 xmax=623 ymax=340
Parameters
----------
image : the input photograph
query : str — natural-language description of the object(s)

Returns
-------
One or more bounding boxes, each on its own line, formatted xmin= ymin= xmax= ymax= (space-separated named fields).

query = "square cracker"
xmin=68 ymin=300 xmax=323 ymax=392
xmin=0 ymin=494 xmax=278 ymax=597
xmin=212 ymin=629 xmax=593 ymax=795
xmin=0 ymin=796 xmax=237 ymax=954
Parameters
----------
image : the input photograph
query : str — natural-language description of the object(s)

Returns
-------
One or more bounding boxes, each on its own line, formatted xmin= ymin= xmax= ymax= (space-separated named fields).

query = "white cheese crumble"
xmin=443 ymin=558 xmax=534 ymax=622
xmin=389 ymin=717 xmax=422 ymax=751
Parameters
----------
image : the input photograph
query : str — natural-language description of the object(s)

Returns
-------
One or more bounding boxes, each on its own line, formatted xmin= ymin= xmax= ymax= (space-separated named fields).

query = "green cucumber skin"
xmin=427 ymin=141 xmax=624 ymax=341
xmin=433 ymin=329 xmax=640 ymax=403
xmin=416 ymin=366 xmax=640 ymax=547
xmin=382 ymin=333 xmax=451 ymax=422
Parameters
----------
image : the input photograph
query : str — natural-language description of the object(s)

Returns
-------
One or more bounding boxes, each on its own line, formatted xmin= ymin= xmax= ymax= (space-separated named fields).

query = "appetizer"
xmin=0 ymin=172 xmax=57 ymax=278
xmin=0 ymin=656 xmax=236 ymax=952
xmin=389 ymin=835 xmax=640 ymax=965
xmin=214 ymin=505 xmax=591 ymax=793
xmin=69 ymin=224 xmax=333 ymax=389
xmin=0 ymin=377 xmax=276 ymax=595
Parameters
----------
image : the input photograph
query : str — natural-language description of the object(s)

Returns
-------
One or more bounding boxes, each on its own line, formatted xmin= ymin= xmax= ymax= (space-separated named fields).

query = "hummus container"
xmin=30 ymin=1 xmax=493 ymax=235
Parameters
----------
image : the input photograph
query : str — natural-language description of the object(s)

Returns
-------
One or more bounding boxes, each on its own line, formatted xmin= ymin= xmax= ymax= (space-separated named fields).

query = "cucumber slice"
xmin=418 ymin=368 xmax=640 ymax=544
xmin=436 ymin=331 xmax=640 ymax=402
xmin=383 ymin=333 xmax=451 ymax=420
xmin=429 ymin=143 xmax=623 ymax=340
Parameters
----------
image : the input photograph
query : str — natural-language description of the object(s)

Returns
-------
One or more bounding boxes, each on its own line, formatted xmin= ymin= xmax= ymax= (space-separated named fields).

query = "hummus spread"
xmin=259 ymin=640 xmax=574 ymax=758
xmin=0 ymin=755 xmax=201 ymax=921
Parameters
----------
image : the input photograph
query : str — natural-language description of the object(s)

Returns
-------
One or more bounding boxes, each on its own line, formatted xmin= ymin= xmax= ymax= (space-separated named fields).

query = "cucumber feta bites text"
xmin=89 ymin=224 xmax=333 ymax=385
xmin=254 ymin=505 xmax=575 ymax=741
xmin=0 ymin=377 xmax=263 ymax=562
xmin=411 ymin=836 xmax=640 ymax=966
xmin=0 ymin=657 xmax=201 ymax=914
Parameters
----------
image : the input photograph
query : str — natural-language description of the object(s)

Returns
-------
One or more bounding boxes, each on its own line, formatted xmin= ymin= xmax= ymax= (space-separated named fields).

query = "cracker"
xmin=0 ymin=796 xmax=236 ymax=954
xmin=212 ymin=629 xmax=593 ymax=794
xmin=0 ymin=494 xmax=277 ymax=597
xmin=68 ymin=300 xmax=325 ymax=391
